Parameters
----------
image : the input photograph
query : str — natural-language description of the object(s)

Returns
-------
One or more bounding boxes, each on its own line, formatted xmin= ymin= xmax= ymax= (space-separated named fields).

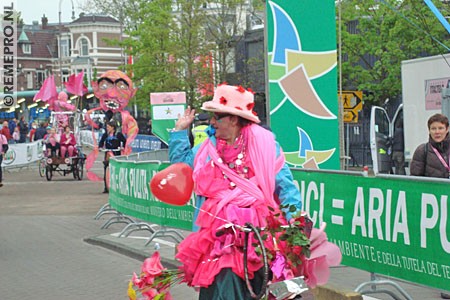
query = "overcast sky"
xmin=16 ymin=0 xmax=84 ymax=25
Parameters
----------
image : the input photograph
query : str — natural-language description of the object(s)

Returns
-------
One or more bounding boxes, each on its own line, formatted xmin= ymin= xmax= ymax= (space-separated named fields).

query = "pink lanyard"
xmin=430 ymin=145 xmax=450 ymax=177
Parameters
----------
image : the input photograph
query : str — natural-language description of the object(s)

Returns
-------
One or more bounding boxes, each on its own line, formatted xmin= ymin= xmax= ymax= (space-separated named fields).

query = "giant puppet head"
xmin=92 ymin=70 xmax=137 ymax=113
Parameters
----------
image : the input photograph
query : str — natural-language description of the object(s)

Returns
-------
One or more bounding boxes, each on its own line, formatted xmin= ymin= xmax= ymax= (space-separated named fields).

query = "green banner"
xmin=108 ymin=160 xmax=195 ymax=230
xmin=292 ymin=169 xmax=450 ymax=291
xmin=266 ymin=0 xmax=340 ymax=170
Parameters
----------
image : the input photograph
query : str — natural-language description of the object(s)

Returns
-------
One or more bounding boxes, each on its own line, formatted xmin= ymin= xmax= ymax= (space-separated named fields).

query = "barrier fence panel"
xmin=1 ymin=140 xmax=44 ymax=168
xmin=108 ymin=160 xmax=195 ymax=231
xmin=291 ymin=169 xmax=449 ymax=291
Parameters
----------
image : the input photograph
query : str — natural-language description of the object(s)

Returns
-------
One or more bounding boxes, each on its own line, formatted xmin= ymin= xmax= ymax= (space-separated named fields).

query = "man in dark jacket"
xmin=391 ymin=123 xmax=405 ymax=175
xmin=18 ymin=116 xmax=28 ymax=143
xmin=34 ymin=123 xmax=47 ymax=141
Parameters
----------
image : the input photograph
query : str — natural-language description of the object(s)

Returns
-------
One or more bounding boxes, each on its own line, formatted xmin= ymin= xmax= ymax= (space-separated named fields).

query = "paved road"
xmin=0 ymin=162 xmax=445 ymax=300
xmin=0 ymin=163 xmax=196 ymax=300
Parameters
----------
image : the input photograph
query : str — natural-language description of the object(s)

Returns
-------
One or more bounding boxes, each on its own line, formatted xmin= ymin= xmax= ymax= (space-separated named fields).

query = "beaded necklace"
xmin=216 ymin=132 xmax=250 ymax=188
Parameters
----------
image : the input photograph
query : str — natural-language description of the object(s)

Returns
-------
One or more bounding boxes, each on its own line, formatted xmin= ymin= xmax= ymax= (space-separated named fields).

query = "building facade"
xmin=1 ymin=14 xmax=126 ymax=119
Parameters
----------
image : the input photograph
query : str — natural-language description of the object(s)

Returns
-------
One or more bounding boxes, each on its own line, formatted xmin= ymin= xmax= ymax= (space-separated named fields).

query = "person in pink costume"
xmin=84 ymin=70 xmax=139 ymax=181
xmin=169 ymin=84 xmax=307 ymax=299
xmin=60 ymin=126 xmax=77 ymax=157
xmin=51 ymin=91 xmax=76 ymax=131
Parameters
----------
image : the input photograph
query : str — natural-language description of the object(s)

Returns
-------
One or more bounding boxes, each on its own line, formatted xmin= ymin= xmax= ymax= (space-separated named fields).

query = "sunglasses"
xmin=210 ymin=113 xmax=232 ymax=120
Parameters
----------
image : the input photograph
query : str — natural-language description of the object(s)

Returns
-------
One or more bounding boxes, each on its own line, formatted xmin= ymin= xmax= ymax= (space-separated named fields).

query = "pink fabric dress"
xmin=176 ymin=124 xmax=285 ymax=288
xmin=60 ymin=133 xmax=76 ymax=157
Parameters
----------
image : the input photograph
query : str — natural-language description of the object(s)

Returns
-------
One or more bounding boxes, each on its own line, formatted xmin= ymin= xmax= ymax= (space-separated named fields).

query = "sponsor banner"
xmin=266 ymin=0 xmax=340 ymax=170
xmin=108 ymin=151 xmax=450 ymax=290
xmin=108 ymin=160 xmax=195 ymax=230
xmin=152 ymin=104 xmax=185 ymax=120
xmin=130 ymin=134 xmax=164 ymax=153
xmin=425 ymin=77 xmax=449 ymax=110
xmin=1 ymin=140 xmax=44 ymax=167
xmin=291 ymin=169 xmax=450 ymax=291
xmin=150 ymin=92 xmax=186 ymax=105
xmin=150 ymin=92 xmax=187 ymax=145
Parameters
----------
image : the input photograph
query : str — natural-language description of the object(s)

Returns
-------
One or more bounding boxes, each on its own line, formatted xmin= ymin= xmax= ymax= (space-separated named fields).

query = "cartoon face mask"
xmin=92 ymin=70 xmax=136 ymax=113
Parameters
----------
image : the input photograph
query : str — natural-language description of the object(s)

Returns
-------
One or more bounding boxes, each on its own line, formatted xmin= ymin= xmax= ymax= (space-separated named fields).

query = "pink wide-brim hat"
xmin=201 ymin=84 xmax=260 ymax=123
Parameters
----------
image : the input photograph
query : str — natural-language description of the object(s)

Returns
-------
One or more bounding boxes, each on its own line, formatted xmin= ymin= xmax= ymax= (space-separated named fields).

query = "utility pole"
xmin=58 ymin=0 xmax=76 ymax=89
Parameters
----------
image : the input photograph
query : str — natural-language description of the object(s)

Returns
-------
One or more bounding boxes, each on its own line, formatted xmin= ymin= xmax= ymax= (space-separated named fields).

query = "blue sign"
xmin=130 ymin=134 xmax=165 ymax=152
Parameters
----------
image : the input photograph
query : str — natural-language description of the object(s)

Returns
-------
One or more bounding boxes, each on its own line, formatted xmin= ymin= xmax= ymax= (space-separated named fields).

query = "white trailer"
xmin=370 ymin=53 xmax=450 ymax=174
xmin=401 ymin=53 xmax=450 ymax=161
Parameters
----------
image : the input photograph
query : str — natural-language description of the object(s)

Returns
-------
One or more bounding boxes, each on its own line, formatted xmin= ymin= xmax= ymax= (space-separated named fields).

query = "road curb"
xmin=84 ymin=235 xmax=181 ymax=270
xmin=312 ymin=284 xmax=363 ymax=300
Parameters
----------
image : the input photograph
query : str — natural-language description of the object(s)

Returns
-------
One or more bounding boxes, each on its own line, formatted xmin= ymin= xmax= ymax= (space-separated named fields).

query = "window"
xmin=62 ymin=70 xmax=70 ymax=83
xmin=79 ymin=38 xmax=89 ymax=57
xmin=22 ymin=43 xmax=31 ymax=54
xmin=36 ymin=71 xmax=46 ymax=88
xmin=60 ymin=39 xmax=70 ymax=58
xmin=26 ymin=72 xmax=33 ymax=89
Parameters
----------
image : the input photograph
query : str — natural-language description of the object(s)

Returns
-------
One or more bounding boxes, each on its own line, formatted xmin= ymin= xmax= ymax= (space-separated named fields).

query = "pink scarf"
xmin=193 ymin=124 xmax=285 ymax=214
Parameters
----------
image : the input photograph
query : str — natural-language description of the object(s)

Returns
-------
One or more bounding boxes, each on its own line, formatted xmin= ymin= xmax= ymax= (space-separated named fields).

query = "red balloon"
xmin=149 ymin=163 xmax=194 ymax=206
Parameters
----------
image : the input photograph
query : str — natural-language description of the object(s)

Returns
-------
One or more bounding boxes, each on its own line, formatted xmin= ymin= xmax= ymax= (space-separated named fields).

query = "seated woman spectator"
xmin=44 ymin=127 xmax=61 ymax=157
xmin=60 ymin=126 xmax=77 ymax=157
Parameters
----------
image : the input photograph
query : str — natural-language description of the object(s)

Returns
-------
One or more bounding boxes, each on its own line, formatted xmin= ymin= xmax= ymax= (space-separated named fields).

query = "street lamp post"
xmin=58 ymin=0 xmax=75 ymax=89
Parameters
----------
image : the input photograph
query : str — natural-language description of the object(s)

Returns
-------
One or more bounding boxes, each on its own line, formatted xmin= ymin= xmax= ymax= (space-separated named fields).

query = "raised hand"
xmin=175 ymin=106 xmax=196 ymax=131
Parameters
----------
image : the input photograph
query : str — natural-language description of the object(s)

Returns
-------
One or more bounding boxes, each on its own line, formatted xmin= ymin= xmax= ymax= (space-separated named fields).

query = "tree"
xmin=80 ymin=0 xmax=254 ymax=109
xmin=338 ymin=0 xmax=450 ymax=105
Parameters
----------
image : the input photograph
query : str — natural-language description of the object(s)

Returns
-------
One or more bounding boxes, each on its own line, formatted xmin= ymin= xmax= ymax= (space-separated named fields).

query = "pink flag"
xmin=64 ymin=71 xmax=88 ymax=96
xmin=33 ymin=75 xmax=58 ymax=102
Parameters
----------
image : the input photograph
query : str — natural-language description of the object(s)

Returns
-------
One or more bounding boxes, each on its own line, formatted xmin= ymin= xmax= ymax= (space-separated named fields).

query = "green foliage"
xmin=80 ymin=0 xmax=251 ymax=111
xmin=339 ymin=0 xmax=450 ymax=105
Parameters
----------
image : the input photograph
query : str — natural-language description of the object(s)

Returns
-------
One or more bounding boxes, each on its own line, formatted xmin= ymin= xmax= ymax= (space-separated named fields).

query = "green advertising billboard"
xmin=266 ymin=0 xmax=340 ymax=170
xmin=108 ymin=160 xmax=195 ymax=231
xmin=292 ymin=169 xmax=450 ymax=291
xmin=108 ymin=155 xmax=449 ymax=290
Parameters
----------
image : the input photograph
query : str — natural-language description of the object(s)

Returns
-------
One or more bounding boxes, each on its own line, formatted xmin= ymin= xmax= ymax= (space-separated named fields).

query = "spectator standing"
xmin=34 ymin=123 xmax=47 ymax=141
xmin=145 ymin=119 xmax=153 ymax=135
xmin=12 ymin=127 xmax=20 ymax=143
xmin=8 ymin=118 xmax=17 ymax=136
xmin=29 ymin=122 xmax=37 ymax=143
xmin=191 ymin=113 xmax=210 ymax=147
xmin=410 ymin=113 xmax=450 ymax=299
xmin=391 ymin=122 xmax=405 ymax=175
xmin=18 ymin=116 xmax=28 ymax=143
xmin=0 ymin=120 xmax=12 ymax=142
xmin=410 ymin=113 xmax=449 ymax=179
xmin=0 ymin=132 xmax=7 ymax=187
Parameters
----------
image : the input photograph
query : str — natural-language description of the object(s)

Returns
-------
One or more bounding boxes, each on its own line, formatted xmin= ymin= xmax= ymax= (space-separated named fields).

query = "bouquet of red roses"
xmin=128 ymin=251 xmax=184 ymax=300
xmin=258 ymin=204 xmax=341 ymax=289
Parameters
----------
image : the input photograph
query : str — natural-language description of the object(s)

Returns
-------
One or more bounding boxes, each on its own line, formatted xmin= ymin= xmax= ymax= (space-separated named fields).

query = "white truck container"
xmin=370 ymin=53 xmax=450 ymax=174
xmin=401 ymin=53 xmax=450 ymax=161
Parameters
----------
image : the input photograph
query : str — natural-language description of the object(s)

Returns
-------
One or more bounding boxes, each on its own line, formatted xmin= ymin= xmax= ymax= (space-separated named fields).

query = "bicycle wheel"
xmin=45 ymin=166 xmax=53 ymax=181
xmin=76 ymin=158 xmax=84 ymax=180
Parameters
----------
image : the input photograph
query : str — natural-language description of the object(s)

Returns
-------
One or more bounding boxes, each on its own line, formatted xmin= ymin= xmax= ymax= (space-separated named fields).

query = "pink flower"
xmin=142 ymin=252 xmax=165 ymax=277
xmin=270 ymin=252 xmax=286 ymax=279
xmin=302 ymin=224 xmax=342 ymax=288
xmin=132 ymin=272 xmax=147 ymax=289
